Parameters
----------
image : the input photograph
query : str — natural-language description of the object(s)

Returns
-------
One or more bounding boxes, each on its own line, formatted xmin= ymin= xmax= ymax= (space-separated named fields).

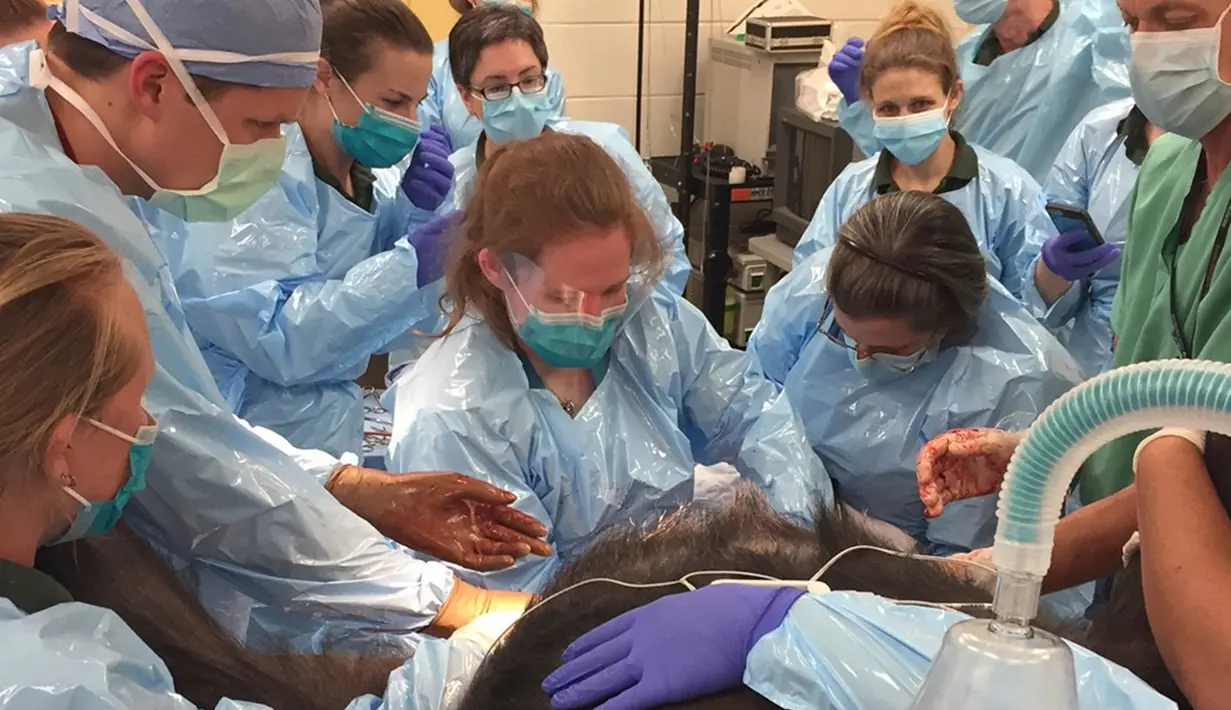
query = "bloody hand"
xmin=917 ymin=428 xmax=1022 ymax=518
xmin=328 ymin=466 xmax=553 ymax=571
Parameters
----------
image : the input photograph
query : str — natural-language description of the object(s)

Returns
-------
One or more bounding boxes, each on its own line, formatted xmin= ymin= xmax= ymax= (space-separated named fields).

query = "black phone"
xmin=1045 ymin=203 xmax=1105 ymax=252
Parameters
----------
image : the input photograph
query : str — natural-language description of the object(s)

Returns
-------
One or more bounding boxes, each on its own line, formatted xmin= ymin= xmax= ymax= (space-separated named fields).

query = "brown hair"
xmin=322 ymin=0 xmax=433 ymax=80
xmin=0 ymin=0 xmax=46 ymax=28
xmin=827 ymin=191 xmax=987 ymax=346
xmin=0 ymin=213 xmax=139 ymax=490
xmin=439 ymin=132 xmax=664 ymax=349
xmin=46 ymin=22 xmax=233 ymax=98
xmin=859 ymin=0 xmax=958 ymax=99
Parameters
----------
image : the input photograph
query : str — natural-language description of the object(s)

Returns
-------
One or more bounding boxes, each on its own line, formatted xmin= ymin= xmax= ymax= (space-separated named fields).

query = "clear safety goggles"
xmin=500 ymin=253 xmax=647 ymax=325
xmin=818 ymin=298 xmax=930 ymax=373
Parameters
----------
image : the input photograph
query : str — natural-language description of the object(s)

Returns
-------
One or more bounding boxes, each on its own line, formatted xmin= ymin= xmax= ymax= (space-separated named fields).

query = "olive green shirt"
xmin=1082 ymin=133 xmax=1231 ymax=501
xmin=312 ymin=158 xmax=376 ymax=213
xmin=0 ymin=558 xmax=72 ymax=615
xmin=872 ymin=130 xmax=979 ymax=196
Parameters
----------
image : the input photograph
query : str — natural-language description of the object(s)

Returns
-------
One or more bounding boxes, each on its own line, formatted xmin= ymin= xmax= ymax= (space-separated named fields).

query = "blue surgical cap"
xmin=55 ymin=0 xmax=322 ymax=88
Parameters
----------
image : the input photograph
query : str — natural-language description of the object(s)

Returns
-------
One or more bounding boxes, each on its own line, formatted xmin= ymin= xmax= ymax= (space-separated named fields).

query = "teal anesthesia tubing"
xmin=990 ymin=358 xmax=1231 ymax=623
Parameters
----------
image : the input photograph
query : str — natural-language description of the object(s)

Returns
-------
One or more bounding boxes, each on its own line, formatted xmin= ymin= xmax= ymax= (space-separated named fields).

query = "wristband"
xmin=1132 ymin=428 xmax=1206 ymax=477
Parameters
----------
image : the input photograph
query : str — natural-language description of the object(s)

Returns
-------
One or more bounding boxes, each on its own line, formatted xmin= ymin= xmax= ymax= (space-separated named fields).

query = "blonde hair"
xmin=0 ymin=213 xmax=137 ymax=488
xmin=859 ymin=1 xmax=958 ymax=99
xmin=439 ymin=132 xmax=664 ymax=349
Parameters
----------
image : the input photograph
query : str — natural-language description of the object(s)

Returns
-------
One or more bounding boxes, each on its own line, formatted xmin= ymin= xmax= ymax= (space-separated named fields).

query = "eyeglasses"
xmin=817 ymin=298 xmax=930 ymax=373
xmin=471 ymin=74 xmax=548 ymax=101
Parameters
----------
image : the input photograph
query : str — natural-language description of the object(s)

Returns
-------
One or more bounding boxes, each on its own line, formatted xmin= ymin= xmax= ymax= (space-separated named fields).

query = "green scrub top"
xmin=1081 ymin=133 xmax=1231 ymax=502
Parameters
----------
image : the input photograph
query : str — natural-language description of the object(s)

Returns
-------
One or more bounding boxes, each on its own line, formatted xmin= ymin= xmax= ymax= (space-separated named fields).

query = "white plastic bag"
xmin=796 ymin=39 xmax=842 ymax=122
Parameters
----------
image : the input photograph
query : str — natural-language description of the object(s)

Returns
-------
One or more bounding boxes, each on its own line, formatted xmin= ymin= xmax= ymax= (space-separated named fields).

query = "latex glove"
xmin=402 ymin=125 xmax=455 ymax=211
xmin=827 ymin=37 xmax=865 ymax=105
xmin=429 ymin=581 xmax=530 ymax=635
xmin=327 ymin=466 xmax=553 ymax=571
xmin=407 ymin=210 xmax=461 ymax=284
xmin=1040 ymin=229 xmax=1122 ymax=282
xmin=543 ymin=585 xmax=804 ymax=709
xmin=917 ymin=428 xmax=1024 ymax=518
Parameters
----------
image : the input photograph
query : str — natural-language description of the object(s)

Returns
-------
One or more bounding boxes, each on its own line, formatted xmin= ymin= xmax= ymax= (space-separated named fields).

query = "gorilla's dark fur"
xmin=35 ymin=433 xmax=1231 ymax=709
xmin=462 ymin=442 xmax=1230 ymax=710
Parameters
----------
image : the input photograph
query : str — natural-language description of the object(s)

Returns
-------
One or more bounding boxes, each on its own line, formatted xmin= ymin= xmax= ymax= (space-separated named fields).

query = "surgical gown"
xmin=386 ymin=119 xmax=692 ymax=379
xmin=0 ymin=43 xmax=453 ymax=650
xmin=1028 ymin=98 xmax=1141 ymax=379
xmin=419 ymin=38 xmax=566 ymax=149
xmin=135 ymin=125 xmax=441 ymax=460
xmin=385 ymin=291 xmax=834 ymax=592
xmin=748 ymin=249 xmax=1081 ymax=554
xmin=836 ymin=0 xmax=1131 ymax=181
xmin=745 ymin=591 xmax=1176 ymax=709
xmin=789 ymin=135 xmax=1053 ymax=302
xmin=0 ymin=595 xmax=478 ymax=710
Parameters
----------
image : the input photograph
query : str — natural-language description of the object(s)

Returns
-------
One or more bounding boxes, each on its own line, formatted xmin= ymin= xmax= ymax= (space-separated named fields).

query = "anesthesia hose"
xmin=913 ymin=359 xmax=1231 ymax=709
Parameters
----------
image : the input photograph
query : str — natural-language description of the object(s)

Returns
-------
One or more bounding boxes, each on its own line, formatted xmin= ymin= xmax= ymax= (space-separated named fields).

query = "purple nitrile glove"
xmin=828 ymin=37 xmax=865 ymax=105
xmin=542 ymin=585 xmax=804 ymax=710
xmin=402 ymin=125 xmax=455 ymax=211
xmin=407 ymin=210 xmax=461 ymax=285
xmin=1040 ymin=228 xmax=1123 ymax=282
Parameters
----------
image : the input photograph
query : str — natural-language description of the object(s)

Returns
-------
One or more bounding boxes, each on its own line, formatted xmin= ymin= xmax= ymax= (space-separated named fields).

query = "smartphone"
xmin=1045 ymin=203 xmax=1105 ymax=252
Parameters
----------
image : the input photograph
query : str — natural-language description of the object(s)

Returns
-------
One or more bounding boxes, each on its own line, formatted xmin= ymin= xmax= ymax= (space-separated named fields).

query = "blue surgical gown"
xmin=419 ymin=38 xmax=566 ymax=149
xmin=0 ymin=42 xmax=453 ymax=650
xmin=0 ymin=596 xmax=474 ymax=710
xmin=135 ymin=125 xmax=441 ymax=460
xmin=385 ymin=291 xmax=834 ymax=592
xmin=790 ymin=139 xmax=1053 ymax=302
xmin=748 ymin=249 xmax=1081 ymax=554
xmin=386 ymin=119 xmax=692 ymax=379
xmin=1027 ymin=98 xmax=1139 ymax=379
xmin=836 ymin=0 xmax=1131 ymax=181
xmin=745 ymin=591 xmax=1176 ymax=709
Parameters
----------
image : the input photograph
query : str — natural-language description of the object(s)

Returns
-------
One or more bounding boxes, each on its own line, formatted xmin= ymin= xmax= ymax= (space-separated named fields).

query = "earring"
xmin=60 ymin=472 xmax=77 ymax=488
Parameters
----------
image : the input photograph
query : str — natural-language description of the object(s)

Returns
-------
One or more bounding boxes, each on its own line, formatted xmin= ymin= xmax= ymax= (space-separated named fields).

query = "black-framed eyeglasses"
xmin=817 ymin=298 xmax=929 ymax=374
xmin=470 ymin=74 xmax=548 ymax=101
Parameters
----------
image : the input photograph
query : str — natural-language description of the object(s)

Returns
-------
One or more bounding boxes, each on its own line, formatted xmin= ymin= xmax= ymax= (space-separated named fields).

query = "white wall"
xmin=537 ymin=0 xmax=965 ymax=156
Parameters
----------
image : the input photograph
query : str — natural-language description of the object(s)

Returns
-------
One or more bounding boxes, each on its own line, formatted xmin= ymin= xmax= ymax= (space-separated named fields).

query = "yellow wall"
xmin=406 ymin=0 xmax=460 ymax=41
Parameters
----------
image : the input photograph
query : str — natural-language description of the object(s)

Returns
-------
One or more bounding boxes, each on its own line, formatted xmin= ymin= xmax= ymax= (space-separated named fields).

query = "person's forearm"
xmin=1043 ymin=484 xmax=1136 ymax=593
xmin=1137 ymin=438 xmax=1231 ymax=709
xmin=1033 ymin=259 xmax=1073 ymax=306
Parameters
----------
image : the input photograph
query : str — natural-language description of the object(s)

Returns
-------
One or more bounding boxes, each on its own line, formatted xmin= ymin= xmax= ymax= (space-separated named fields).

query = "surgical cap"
xmin=53 ymin=0 xmax=322 ymax=88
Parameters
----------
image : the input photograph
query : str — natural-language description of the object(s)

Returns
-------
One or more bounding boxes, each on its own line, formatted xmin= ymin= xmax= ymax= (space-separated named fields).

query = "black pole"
xmin=634 ymin=0 xmax=646 ymax=153
xmin=676 ymin=0 xmax=699 ymax=223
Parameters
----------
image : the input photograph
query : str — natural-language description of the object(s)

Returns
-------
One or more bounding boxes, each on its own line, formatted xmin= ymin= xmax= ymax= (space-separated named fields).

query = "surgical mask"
xmin=953 ymin=0 xmax=1006 ymax=25
xmin=42 ymin=9 xmax=288 ymax=223
xmin=481 ymin=0 xmax=534 ymax=14
xmin=482 ymin=89 xmax=553 ymax=144
xmin=49 ymin=416 xmax=158 ymax=545
xmin=1130 ymin=6 xmax=1231 ymax=140
xmin=848 ymin=346 xmax=929 ymax=377
xmin=328 ymin=70 xmax=421 ymax=169
xmin=517 ymin=305 xmax=628 ymax=369
xmin=502 ymin=259 xmax=630 ymax=369
xmin=872 ymin=108 xmax=949 ymax=166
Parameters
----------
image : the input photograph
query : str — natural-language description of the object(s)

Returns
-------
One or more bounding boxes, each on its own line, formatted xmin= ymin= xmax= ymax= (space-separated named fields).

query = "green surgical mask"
xmin=45 ymin=56 xmax=286 ymax=223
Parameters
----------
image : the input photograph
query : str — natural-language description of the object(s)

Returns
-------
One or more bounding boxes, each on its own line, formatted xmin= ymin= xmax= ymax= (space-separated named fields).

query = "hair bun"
xmin=871 ymin=0 xmax=951 ymax=44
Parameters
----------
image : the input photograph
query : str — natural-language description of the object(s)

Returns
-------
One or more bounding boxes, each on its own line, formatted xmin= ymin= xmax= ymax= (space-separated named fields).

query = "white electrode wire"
xmin=482 ymin=545 xmax=999 ymax=658
xmin=809 ymin=545 xmax=998 ymax=583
